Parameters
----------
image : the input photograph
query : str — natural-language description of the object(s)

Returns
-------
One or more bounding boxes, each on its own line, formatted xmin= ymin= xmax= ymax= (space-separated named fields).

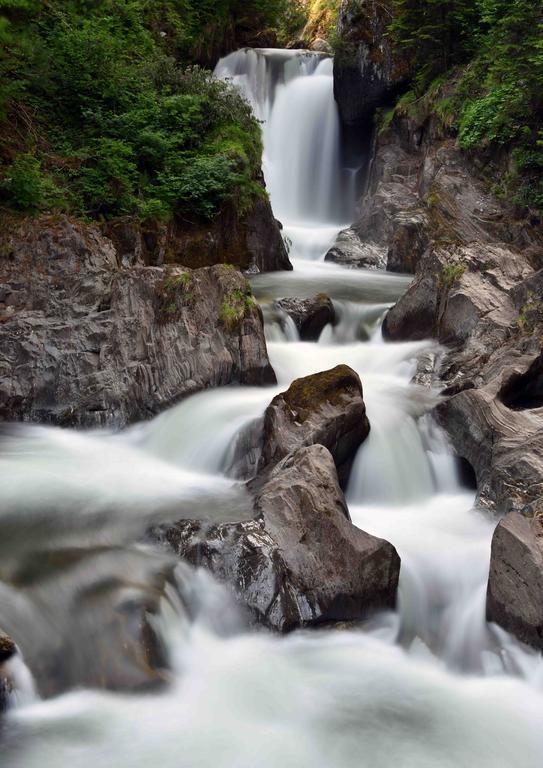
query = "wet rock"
xmin=275 ymin=294 xmax=335 ymax=340
xmin=0 ymin=217 xmax=276 ymax=427
xmin=487 ymin=513 xmax=543 ymax=650
xmin=0 ymin=632 xmax=16 ymax=664
xmin=0 ymin=549 xmax=173 ymax=698
xmin=160 ymin=445 xmax=400 ymax=631
xmin=258 ymin=364 xmax=370 ymax=485
xmin=325 ymin=228 xmax=386 ymax=270
xmin=333 ymin=0 xmax=410 ymax=126
xmin=0 ymin=631 xmax=16 ymax=713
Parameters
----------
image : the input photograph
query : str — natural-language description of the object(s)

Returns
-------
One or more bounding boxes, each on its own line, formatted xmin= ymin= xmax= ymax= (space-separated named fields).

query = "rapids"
xmin=1 ymin=47 xmax=543 ymax=767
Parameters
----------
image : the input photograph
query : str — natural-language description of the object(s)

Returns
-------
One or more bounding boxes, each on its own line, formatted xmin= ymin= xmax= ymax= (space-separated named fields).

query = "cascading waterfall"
xmin=2 ymin=48 xmax=543 ymax=767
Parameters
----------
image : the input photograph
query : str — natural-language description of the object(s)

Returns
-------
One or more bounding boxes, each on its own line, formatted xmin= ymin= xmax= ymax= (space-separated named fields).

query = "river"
xmin=1 ymin=48 xmax=543 ymax=767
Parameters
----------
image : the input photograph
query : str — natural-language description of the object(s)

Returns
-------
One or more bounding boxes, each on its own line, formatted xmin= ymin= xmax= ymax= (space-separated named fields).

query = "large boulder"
xmin=226 ymin=365 xmax=370 ymax=483
xmin=333 ymin=0 xmax=410 ymax=126
xmin=275 ymin=294 xmax=335 ymax=340
xmin=160 ymin=445 xmax=400 ymax=631
xmin=0 ymin=217 xmax=276 ymax=427
xmin=487 ymin=513 xmax=543 ymax=650
xmin=258 ymin=365 xmax=370 ymax=484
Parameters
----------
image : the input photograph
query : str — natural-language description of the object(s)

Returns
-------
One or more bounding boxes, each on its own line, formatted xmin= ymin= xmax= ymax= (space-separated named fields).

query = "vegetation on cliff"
xmin=0 ymin=0 xmax=302 ymax=223
xmin=389 ymin=0 xmax=542 ymax=210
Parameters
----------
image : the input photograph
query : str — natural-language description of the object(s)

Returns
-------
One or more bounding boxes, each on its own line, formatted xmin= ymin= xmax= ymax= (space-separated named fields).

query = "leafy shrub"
xmin=0 ymin=153 xmax=61 ymax=211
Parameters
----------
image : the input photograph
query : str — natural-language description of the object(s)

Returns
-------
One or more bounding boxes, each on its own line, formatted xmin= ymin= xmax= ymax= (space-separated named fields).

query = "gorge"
xmin=1 ymin=2 xmax=543 ymax=766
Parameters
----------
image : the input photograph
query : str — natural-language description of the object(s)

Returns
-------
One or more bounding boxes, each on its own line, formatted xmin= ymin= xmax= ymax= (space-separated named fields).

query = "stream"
xmin=2 ymin=48 xmax=543 ymax=767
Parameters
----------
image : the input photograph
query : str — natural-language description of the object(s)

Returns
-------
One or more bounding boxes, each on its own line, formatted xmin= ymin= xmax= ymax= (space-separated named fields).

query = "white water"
xmin=2 ymin=48 xmax=543 ymax=766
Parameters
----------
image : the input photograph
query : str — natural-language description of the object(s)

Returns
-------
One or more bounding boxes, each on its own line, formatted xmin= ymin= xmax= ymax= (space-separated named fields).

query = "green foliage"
xmin=220 ymin=283 xmax=256 ymax=330
xmin=0 ymin=0 xmax=270 ymax=222
xmin=388 ymin=0 xmax=543 ymax=210
xmin=0 ymin=153 xmax=62 ymax=211
xmin=436 ymin=262 xmax=466 ymax=291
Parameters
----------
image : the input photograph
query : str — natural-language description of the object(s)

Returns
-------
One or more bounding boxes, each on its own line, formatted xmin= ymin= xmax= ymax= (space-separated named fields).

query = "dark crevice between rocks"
xmin=499 ymin=354 xmax=543 ymax=411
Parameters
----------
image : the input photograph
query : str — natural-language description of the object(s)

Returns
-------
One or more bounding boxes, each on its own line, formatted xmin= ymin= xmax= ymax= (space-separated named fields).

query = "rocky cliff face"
xmin=336 ymin=105 xmax=543 ymax=515
xmin=103 ymin=190 xmax=292 ymax=273
xmin=333 ymin=0 xmax=409 ymax=126
xmin=0 ymin=216 xmax=277 ymax=427
xmin=333 ymin=4 xmax=543 ymax=649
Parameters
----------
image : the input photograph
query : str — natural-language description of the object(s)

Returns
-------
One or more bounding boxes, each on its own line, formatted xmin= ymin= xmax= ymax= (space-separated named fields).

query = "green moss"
xmin=280 ymin=364 xmax=360 ymax=423
xmin=220 ymin=281 xmax=257 ymax=330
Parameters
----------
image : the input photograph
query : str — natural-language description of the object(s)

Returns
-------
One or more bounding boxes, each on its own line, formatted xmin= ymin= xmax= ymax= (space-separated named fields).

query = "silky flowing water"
xmin=2 ymin=48 xmax=543 ymax=767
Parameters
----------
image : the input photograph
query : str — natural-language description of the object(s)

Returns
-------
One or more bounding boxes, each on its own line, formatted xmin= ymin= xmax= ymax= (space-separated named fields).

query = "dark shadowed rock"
xmin=325 ymin=228 xmax=386 ymax=269
xmin=487 ymin=513 xmax=543 ymax=650
xmin=0 ymin=217 xmax=276 ymax=427
xmin=333 ymin=0 xmax=409 ymax=127
xmin=228 ymin=365 xmax=371 ymax=484
xmin=160 ymin=445 xmax=400 ymax=631
xmin=102 ymin=192 xmax=292 ymax=273
xmin=275 ymin=294 xmax=335 ymax=340
xmin=0 ymin=631 xmax=16 ymax=713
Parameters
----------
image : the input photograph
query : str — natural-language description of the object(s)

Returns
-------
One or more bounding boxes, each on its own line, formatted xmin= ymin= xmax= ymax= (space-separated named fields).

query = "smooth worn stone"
xmin=325 ymin=228 xmax=387 ymax=270
xmin=159 ymin=445 xmax=400 ymax=631
xmin=487 ymin=513 xmax=543 ymax=651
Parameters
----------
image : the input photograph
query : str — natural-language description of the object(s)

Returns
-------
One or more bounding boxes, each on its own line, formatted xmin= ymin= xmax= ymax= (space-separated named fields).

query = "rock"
xmin=0 ymin=632 xmax=16 ymax=664
xmin=228 ymin=365 xmax=370 ymax=485
xmin=0 ymin=631 xmax=16 ymax=713
xmin=259 ymin=365 xmax=370 ymax=484
xmin=487 ymin=513 xmax=543 ymax=650
xmin=275 ymin=294 xmax=335 ymax=340
xmin=0 ymin=217 xmax=276 ymax=427
xmin=160 ymin=445 xmax=400 ymax=631
xmin=333 ymin=0 xmax=410 ymax=126
xmin=0 ymin=549 xmax=173 ymax=698
xmin=311 ymin=37 xmax=332 ymax=54
xmin=325 ymin=228 xmax=386 ymax=269
xmin=344 ymin=104 xmax=543 ymax=512
xmin=103 ymin=191 xmax=292 ymax=273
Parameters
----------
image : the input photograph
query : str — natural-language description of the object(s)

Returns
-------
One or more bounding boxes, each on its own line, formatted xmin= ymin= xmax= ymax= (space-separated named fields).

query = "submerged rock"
xmin=487 ymin=514 xmax=543 ymax=651
xmin=0 ymin=217 xmax=276 ymax=427
xmin=161 ymin=445 xmax=400 ymax=631
xmin=275 ymin=294 xmax=335 ymax=340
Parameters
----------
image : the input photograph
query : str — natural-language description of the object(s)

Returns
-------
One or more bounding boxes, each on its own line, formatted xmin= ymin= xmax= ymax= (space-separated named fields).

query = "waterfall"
xmin=215 ymin=49 xmax=355 ymax=260
xmin=2 ymin=47 xmax=543 ymax=768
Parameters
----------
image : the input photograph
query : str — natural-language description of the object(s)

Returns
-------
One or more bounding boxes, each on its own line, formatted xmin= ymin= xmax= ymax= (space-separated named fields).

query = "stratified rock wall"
xmin=0 ymin=217 xmax=276 ymax=427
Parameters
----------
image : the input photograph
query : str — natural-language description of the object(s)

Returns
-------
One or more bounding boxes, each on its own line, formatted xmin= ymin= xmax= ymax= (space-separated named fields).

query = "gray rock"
xmin=275 ymin=294 xmax=335 ymax=340
xmin=325 ymin=228 xmax=386 ymax=270
xmin=160 ymin=445 xmax=400 ymax=631
xmin=258 ymin=364 xmax=370 ymax=485
xmin=0 ymin=217 xmax=276 ymax=427
xmin=487 ymin=513 xmax=543 ymax=650
xmin=227 ymin=365 xmax=370 ymax=483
